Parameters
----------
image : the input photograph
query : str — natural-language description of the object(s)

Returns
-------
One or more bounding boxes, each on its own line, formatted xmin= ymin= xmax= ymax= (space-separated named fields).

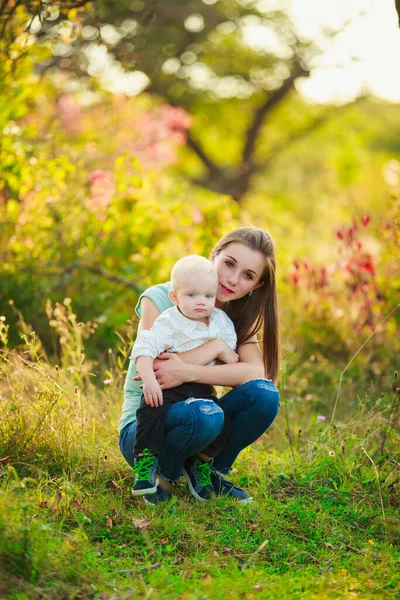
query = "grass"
xmin=0 ymin=309 xmax=399 ymax=599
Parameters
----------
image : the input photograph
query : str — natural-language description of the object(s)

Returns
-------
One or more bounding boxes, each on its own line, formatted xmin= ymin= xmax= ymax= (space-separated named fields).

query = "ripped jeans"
xmin=119 ymin=379 xmax=280 ymax=482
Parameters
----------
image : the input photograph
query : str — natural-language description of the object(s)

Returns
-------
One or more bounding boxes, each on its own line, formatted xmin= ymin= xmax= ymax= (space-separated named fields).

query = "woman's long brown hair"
xmin=212 ymin=227 xmax=279 ymax=383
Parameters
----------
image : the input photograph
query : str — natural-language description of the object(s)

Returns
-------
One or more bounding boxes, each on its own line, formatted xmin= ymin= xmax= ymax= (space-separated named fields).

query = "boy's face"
xmin=169 ymin=274 xmax=217 ymax=321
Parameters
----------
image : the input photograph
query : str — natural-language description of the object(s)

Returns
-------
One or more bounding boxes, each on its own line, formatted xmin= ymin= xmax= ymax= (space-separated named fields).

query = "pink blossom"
xmin=132 ymin=105 xmax=192 ymax=168
xmin=103 ymin=378 xmax=113 ymax=385
xmin=161 ymin=106 xmax=193 ymax=131
xmin=90 ymin=170 xmax=110 ymax=182
xmin=317 ymin=415 xmax=326 ymax=421
xmin=89 ymin=170 xmax=114 ymax=211
xmin=57 ymin=94 xmax=81 ymax=133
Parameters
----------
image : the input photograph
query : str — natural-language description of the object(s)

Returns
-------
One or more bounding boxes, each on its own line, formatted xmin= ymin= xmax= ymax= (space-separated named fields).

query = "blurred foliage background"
xmin=1 ymin=0 xmax=399 ymax=418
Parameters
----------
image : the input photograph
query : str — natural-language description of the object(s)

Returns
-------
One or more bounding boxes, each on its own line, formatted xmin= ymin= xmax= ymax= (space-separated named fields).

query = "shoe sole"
xmin=182 ymin=468 xmax=210 ymax=502
xmin=131 ymin=477 xmax=159 ymax=497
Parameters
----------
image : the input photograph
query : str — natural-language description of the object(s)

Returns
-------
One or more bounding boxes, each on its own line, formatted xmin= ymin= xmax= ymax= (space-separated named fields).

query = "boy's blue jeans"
xmin=119 ymin=379 xmax=280 ymax=482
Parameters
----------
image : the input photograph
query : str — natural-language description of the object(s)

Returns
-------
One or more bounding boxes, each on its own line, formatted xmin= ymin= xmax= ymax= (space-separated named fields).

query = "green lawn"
xmin=1 ymin=349 xmax=399 ymax=599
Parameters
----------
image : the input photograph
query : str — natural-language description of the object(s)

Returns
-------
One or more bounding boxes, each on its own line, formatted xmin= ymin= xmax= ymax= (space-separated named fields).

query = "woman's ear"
xmin=253 ymin=280 xmax=264 ymax=292
xmin=210 ymin=250 xmax=216 ymax=262
xmin=168 ymin=290 xmax=178 ymax=305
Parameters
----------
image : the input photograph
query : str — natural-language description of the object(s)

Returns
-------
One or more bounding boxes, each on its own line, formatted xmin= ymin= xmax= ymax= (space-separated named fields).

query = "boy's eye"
xmin=188 ymin=293 xmax=195 ymax=297
xmin=205 ymin=294 xmax=214 ymax=299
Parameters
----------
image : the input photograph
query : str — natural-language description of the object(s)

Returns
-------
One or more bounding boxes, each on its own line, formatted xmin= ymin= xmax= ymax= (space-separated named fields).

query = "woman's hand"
xmin=153 ymin=353 xmax=189 ymax=389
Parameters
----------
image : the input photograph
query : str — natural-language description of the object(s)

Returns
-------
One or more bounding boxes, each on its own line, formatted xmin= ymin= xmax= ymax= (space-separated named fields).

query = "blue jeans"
xmin=119 ymin=379 xmax=280 ymax=482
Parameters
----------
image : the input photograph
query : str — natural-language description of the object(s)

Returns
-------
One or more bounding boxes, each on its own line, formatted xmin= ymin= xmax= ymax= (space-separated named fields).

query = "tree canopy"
xmin=1 ymin=0 xmax=351 ymax=202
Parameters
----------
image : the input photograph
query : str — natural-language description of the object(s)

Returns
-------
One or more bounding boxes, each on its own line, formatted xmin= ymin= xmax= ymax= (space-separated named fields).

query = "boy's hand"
xmin=142 ymin=378 xmax=163 ymax=407
xmin=217 ymin=341 xmax=239 ymax=364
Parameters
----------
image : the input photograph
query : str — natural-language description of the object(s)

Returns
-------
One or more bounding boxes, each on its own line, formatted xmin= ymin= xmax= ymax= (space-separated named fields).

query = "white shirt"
xmin=130 ymin=306 xmax=237 ymax=365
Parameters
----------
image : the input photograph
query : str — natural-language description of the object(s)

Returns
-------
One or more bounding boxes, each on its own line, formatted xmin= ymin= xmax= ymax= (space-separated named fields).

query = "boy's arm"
xmin=136 ymin=356 xmax=163 ymax=407
xmin=130 ymin=311 xmax=174 ymax=362
xmin=170 ymin=339 xmax=227 ymax=365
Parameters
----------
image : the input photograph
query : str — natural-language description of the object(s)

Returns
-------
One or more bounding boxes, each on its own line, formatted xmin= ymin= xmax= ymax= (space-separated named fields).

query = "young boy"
xmin=130 ymin=255 xmax=238 ymax=500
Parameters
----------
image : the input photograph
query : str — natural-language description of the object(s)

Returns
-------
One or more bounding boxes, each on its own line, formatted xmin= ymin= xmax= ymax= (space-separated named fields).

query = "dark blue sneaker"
xmin=182 ymin=456 xmax=214 ymax=501
xmin=143 ymin=485 xmax=173 ymax=505
xmin=132 ymin=449 xmax=159 ymax=496
xmin=210 ymin=470 xmax=253 ymax=503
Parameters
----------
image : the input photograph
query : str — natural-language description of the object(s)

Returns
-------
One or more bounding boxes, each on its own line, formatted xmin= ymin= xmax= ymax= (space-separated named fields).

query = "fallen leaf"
xmin=160 ymin=537 xmax=169 ymax=545
xmin=131 ymin=517 xmax=152 ymax=531
xmin=39 ymin=501 xmax=48 ymax=508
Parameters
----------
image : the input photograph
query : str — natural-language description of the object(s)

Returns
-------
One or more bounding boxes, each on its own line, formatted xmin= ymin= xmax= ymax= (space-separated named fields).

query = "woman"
xmin=119 ymin=227 xmax=280 ymax=504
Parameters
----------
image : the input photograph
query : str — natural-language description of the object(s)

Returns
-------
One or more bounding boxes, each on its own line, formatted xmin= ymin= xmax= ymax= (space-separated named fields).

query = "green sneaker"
xmin=182 ymin=456 xmax=214 ymax=501
xmin=132 ymin=449 xmax=159 ymax=496
xmin=210 ymin=470 xmax=253 ymax=503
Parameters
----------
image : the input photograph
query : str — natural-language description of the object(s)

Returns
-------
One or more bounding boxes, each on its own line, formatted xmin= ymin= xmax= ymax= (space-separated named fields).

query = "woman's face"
xmin=212 ymin=242 xmax=266 ymax=306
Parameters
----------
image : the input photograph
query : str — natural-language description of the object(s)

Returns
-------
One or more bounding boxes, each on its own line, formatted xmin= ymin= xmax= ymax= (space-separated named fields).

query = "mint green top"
xmin=120 ymin=282 xmax=173 ymax=430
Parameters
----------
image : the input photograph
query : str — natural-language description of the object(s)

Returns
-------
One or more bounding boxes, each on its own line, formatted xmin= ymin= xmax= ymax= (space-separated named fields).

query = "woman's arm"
xmin=137 ymin=297 xmax=161 ymax=332
xmin=154 ymin=335 xmax=264 ymax=389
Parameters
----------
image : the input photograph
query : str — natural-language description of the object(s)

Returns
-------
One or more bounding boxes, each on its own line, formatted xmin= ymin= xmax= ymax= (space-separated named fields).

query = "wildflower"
xmin=328 ymin=451 xmax=335 ymax=457
xmin=103 ymin=378 xmax=113 ymax=385
xmin=361 ymin=214 xmax=370 ymax=227
xmin=367 ymin=539 xmax=375 ymax=546
xmin=317 ymin=415 xmax=326 ymax=422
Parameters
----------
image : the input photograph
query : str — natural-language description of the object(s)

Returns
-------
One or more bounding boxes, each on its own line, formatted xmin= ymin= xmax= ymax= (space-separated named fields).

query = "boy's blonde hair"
xmin=171 ymin=255 xmax=218 ymax=291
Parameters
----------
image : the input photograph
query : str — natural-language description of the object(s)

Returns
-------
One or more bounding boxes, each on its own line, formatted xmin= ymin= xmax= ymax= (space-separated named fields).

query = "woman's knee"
xmin=183 ymin=399 xmax=224 ymax=443
xmin=245 ymin=379 xmax=280 ymax=420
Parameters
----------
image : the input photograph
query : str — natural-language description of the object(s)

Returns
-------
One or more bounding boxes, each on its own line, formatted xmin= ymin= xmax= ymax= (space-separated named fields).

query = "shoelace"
xmin=194 ymin=459 xmax=213 ymax=488
xmin=212 ymin=470 xmax=235 ymax=494
xmin=134 ymin=452 xmax=157 ymax=482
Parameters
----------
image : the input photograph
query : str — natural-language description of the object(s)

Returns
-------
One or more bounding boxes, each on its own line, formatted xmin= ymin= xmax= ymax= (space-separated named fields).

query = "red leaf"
xmin=160 ymin=537 xmax=169 ymax=545
xmin=361 ymin=214 xmax=370 ymax=227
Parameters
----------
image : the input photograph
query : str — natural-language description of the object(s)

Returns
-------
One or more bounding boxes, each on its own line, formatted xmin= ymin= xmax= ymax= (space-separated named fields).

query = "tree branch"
xmin=253 ymin=98 xmax=364 ymax=173
xmin=185 ymin=132 xmax=223 ymax=176
xmin=396 ymin=1 xmax=400 ymax=26
xmin=19 ymin=262 xmax=143 ymax=296
xmin=66 ymin=263 xmax=142 ymax=293
xmin=242 ymin=62 xmax=309 ymax=165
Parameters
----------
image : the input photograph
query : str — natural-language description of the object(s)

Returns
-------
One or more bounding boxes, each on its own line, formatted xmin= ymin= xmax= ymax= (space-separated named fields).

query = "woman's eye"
xmin=225 ymin=261 xmax=233 ymax=267
xmin=244 ymin=273 xmax=253 ymax=280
